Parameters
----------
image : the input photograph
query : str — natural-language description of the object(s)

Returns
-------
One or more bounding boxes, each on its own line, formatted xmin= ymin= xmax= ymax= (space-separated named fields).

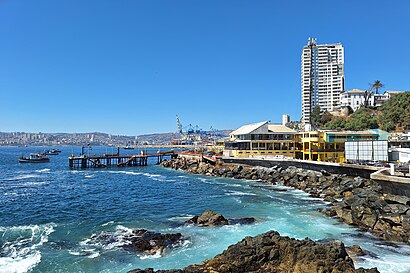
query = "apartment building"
xmin=302 ymin=38 xmax=344 ymax=124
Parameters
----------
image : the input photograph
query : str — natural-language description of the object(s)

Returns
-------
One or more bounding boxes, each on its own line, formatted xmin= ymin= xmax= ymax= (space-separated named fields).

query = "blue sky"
xmin=1 ymin=0 xmax=409 ymax=135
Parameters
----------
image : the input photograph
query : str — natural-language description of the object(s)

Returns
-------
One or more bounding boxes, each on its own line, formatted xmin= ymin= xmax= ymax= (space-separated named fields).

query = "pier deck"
xmin=69 ymin=152 xmax=176 ymax=169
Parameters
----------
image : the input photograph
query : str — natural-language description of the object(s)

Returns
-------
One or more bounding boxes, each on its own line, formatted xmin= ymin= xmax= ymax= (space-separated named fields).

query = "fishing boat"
xmin=18 ymin=153 xmax=50 ymax=163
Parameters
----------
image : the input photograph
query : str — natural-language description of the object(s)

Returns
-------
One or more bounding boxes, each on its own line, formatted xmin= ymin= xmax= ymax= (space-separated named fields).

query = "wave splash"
xmin=0 ymin=223 xmax=55 ymax=273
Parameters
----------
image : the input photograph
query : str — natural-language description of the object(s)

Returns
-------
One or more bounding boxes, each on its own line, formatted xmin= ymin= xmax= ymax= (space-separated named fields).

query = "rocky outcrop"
xmin=185 ymin=210 xmax=257 ymax=226
xmin=346 ymin=245 xmax=367 ymax=261
xmin=92 ymin=229 xmax=184 ymax=255
xmin=161 ymin=158 xmax=410 ymax=244
xmin=129 ymin=230 xmax=378 ymax=273
xmin=122 ymin=229 xmax=184 ymax=255
xmin=185 ymin=210 xmax=228 ymax=226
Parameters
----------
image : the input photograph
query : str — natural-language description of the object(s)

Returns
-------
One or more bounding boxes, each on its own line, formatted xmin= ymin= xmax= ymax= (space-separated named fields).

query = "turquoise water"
xmin=1 ymin=146 xmax=410 ymax=273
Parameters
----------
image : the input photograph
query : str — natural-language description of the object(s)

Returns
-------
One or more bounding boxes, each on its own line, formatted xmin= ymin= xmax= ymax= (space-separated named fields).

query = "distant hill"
xmin=136 ymin=130 xmax=231 ymax=145
xmin=0 ymin=130 xmax=231 ymax=146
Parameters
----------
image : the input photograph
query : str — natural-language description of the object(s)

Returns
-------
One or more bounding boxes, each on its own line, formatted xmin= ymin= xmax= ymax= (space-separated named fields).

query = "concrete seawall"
xmin=371 ymin=169 xmax=410 ymax=197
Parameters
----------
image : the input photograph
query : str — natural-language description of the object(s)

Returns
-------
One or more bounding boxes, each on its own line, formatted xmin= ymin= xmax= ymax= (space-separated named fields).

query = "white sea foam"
xmin=358 ymin=255 xmax=410 ymax=273
xmin=108 ymin=170 xmax=142 ymax=176
xmin=5 ymin=174 xmax=40 ymax=181
xmin=87 ymin=251 xmax=100 ymax=259
xmin=139 ymin=251 xmax=162 ymax=260
xmin=21 ymin=181 xmax=49 ymax=187
xmin=35 ymin=168 xmax=50 ymax=173
xmin=101 ymin=221 xmax=114 ymax=226
xmin=168 ymin=214 xmax=195 ymax=221
xmin=0 ymin=223 xmax=55 ymax=273
xmin=225 ymin=191 xmax=257 ymax=196
xmin=0 ymin=252 xmax=41 ymax=273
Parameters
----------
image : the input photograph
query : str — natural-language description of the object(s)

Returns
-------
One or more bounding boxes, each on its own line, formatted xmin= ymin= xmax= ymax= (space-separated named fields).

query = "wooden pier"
xmin=69 ymin=151 xmax=176 ymax=169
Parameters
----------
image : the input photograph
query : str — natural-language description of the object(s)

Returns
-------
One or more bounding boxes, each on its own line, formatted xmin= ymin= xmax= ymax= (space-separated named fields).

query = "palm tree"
xmin=370 ymin=80 xmax=384 ymax=94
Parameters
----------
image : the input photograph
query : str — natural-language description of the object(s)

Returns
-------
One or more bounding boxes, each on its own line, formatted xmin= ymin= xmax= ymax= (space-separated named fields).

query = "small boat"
xmin=43 ymin=149 xmax=61 ymax=155
xmin=123 ymin=146 xmax=135 ymax=150
xmin=18 ymin=153 xmax=50 ymax=163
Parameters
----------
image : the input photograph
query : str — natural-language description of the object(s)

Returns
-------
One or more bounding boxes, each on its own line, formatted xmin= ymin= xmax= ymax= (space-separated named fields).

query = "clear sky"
xmin=1 ymin=0 xmax=409 ymax=135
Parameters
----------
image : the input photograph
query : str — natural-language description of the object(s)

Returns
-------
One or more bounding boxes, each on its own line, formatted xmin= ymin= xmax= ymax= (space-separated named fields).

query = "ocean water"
xmin=1 ymin=146 xmax=410 ymax=273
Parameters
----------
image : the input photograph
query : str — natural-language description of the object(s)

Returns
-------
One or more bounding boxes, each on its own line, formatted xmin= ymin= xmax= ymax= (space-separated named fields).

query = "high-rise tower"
xmin=301 ymin=38 xmax=344 ymax=124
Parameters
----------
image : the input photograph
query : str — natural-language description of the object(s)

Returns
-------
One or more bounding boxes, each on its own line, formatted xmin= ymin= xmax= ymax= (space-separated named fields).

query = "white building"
xmin=301 ymin=38 xmax=344 ymax=124
xmin=340 ymin=90 xmax=405 ymax=111
xmin=282 ymin=114 xmax=290 ymax=125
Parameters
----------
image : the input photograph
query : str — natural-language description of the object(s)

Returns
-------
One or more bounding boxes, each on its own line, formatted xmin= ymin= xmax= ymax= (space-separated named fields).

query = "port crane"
xmin=173 ymin=115 xmax=225 ymax=145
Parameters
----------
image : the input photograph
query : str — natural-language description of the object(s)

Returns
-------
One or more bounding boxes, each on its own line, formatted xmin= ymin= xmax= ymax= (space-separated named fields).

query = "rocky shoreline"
xmin=129 ymin=230 xmax=378 ymax=273
xmin=161 ymin=157 xmax=410 ymax=244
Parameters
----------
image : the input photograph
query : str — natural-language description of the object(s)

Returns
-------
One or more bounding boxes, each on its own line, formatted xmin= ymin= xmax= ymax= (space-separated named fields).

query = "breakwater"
xmin=161 ymin=157 xmax=410 ymax=244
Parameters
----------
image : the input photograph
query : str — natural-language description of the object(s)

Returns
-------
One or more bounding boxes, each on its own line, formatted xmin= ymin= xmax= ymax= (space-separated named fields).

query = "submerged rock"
xmin=129 ymin=230 xmax=379 ymax=273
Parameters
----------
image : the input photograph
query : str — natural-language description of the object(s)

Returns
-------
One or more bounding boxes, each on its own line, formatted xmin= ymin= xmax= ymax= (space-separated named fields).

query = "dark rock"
xmin=380 ymin=214 xmax=401 ymax=226
xmin=356 ymin=268 xmax=380 ymax=273
xmin=383 ymin=204 xmax=408 ymax=214
xmin=186 ymin=210 xmax=258 ymax=227
xmin=232 ymin=165 xmax=243 ymax=174
xmin=335 ymin=207 xmax=354 ymax=225
xmin=346 ymin=245 xmax=366 ymax=260
xmin=122 ymin=229 xmax=183 ymax=255
xmin=129 ymin=231 xmax=379 ymax=273
xmin=361 ymin=214 xmax=378 ymax=229
xmin=185 ymin=210 xmax=228 ymax=226
xmin=321 ymin=169 xmax=331 ymax=176
xmin=401 ymin=215 xmax=410 ymax=227
xmin=228 ymin=217 xmax=257 ymax=225
xmin=383 ymin=194 xmax=410 ymax=205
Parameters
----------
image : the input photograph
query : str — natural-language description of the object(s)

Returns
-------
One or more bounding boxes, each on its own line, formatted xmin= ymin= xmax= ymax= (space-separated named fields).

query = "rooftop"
xmin=230 ymin=121 xmax=268 ymax=136
xmin=268 ymin=124 xmax=297 ymax=133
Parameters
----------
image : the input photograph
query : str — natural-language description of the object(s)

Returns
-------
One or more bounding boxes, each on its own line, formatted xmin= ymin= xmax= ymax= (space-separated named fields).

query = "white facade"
xmin=282 ymin=114 xmax=290 ymax=125
xmin=340 ymin=89 xmax=373 ymax=111
xmin=301 ymin=38 xmax=344 ymax=124
xmin=345 ymin=140 xmax=388 ymax=162
xmin=340 ymin=90 xmax=404 ymax=111
xmin=389 ymin=148 xmax=410 ymax=163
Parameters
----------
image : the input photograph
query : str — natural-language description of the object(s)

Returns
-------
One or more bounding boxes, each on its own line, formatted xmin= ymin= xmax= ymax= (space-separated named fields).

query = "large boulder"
xmin=129 ymin=231 xmax=378 ymax=273
xmin=122 ymin=229 xmax=183 ymax=255
xmin=185 ymin=210 xmax=228 ymax=226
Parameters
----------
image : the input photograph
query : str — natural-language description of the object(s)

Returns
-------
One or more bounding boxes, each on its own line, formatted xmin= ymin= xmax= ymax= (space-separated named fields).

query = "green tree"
xmin=311 ymin=105 xmax=322 ymax=126
xmin=378 ymin=92 xmax=410 ymax=131
xmin=371 ymin=80 xmax=384 ymax=94
xmin=345 ymin=108 xmax=378 ymax=130
xmin=323 ymin=117 xmax=347 ymax=130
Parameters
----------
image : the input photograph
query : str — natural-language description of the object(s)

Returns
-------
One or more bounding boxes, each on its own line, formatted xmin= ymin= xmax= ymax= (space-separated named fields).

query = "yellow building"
xmin=223 ymin=121 xmax=379 ymax=163
xmin=223 ymin=121 xmax=301 ymax=158
xmin=300 ymin=130 xmax=379 ymax=163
